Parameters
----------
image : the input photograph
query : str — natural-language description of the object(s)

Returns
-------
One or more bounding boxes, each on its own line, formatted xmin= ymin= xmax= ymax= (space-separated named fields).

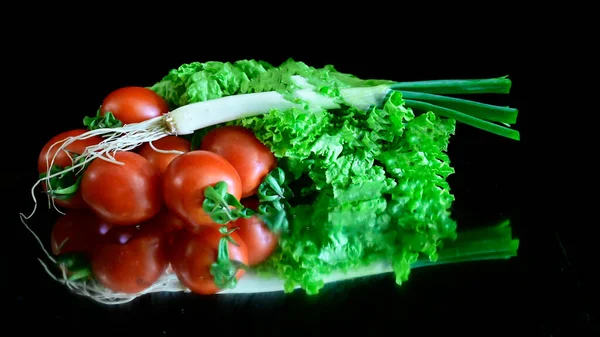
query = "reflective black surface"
xmin=9 ymin=31 xmax=594 ymax=336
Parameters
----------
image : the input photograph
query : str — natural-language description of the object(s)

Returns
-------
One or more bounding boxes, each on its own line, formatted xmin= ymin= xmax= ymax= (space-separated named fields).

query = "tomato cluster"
xmin=39 ymin=86 xmax=280 ymax=295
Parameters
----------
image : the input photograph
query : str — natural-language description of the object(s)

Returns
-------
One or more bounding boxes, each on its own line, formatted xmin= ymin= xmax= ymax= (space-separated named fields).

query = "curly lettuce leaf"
xmin=150 ymin=60 xmax=272 ymax=108
xmin=150 ymin=58 xmax=393 ymax=110
xmin=247 ymin=92 xmax=458 ymax=294
xmin=151 ymin=60 xmax=462 ymax=294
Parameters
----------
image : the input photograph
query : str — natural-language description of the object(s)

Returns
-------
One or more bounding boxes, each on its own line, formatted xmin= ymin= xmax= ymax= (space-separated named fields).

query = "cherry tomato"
xmin=38 ymin=129 xmax=103 ymax=209
xmin=50 ymin=210 xmax=113 ymax=256
xmin=100 ymin=87 xmax=169 ymax=125
xmin=138 ymin=136 xmax=191 ymax=175
xmin=162 ymin=150 xmax=242 ymax=228
xmin=169 ymin=227 xmax=248 ymax=295
xmin=91 ymin=224 xmax=169 ymax=294
xmin=200 ymin=126 xmax=276 ymax=198
xmin=81 ymin=151 xmax=162 ymax=226
xmin=232 ymin=198 xmax=279 ymax=266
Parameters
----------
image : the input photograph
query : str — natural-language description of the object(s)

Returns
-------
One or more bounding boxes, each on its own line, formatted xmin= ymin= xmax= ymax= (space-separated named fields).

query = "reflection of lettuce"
xmin=151 ymin=59 xmax=519 ymax=294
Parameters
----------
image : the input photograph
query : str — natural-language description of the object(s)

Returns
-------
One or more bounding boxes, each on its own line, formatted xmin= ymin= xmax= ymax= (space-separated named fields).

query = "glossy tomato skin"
xmin=169 ymin=228 xmax=248 ymax=295
xmin=232 ymin=198 xmax=279 ymax=266
xmin=138 ymin=136 xmax=191 ymax=175
xmin=50 ymin=210 xmax=113 ymax=256
xmin=81 ymin=151 xmax=163 ymax=226
xmin=162 ymin=150 xmax=242 ymax=228
xmin=38 ymin=129 xmax=103 ymax=209
xmin=91 ymin=224 xmax=169 ymax=294
xmin=200 ymin=126 xmax=276 ymax=198
xmin=100 ymin=87 xmax=169 ymax=125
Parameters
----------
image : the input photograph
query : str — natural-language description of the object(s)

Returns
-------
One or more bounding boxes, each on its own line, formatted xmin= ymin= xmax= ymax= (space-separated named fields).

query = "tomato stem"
xmin=257 ymin=168 xmax=294 ymax=233
xmin=210 ymin=226 xmax=247 ymax=289
xmin=203 ymin=181 xmax=254 ymax=225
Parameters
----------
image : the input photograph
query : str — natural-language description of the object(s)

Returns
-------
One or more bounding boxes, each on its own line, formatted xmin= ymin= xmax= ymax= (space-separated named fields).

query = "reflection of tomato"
xmin=144 ymin=207 xmax=185 ymax=249
xmin=138 ymin=136 xmax=191 ymax=175
xmin=162 ymin=151 xmax=242 ymax=228
xmin=91 ymin=223 xmax=169 ymax=294
xmin=38 ymin=129 xmax=103 ymax=209
xmin=100 ymin=87 xmax=169 ymax=125
xmin=147 ymin=207 xmax=185 ymax=233
xmin=169 ymin=228 xmax=248 ymax=295
xmin=50 ymin=210 xmax=112 ymax=256
xmin=81 ymin=151 xmax=163 ymax=226
xmin=233 ymin=197 xmax=279 ymax=266
xmin=200 ymin=126 xmax=276 ymax=198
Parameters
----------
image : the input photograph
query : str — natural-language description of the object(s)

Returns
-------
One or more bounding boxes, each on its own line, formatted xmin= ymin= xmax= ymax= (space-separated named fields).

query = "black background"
xmin=6 ymin=24 xmax=594 ymax=336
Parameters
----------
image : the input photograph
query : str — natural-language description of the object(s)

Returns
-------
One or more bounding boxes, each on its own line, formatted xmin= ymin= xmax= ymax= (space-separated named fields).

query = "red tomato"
xmin=232 ymin=198 xmax=279 ymax=266
xmin=38 ymin=129 xmax=103 ymax=209
xmin=91 ymin=224 xmax=169 ymax=294
xmin=169 ymin=227 xmax=248 ymax=295
xmin=81 ymin=151 xmax=162 ymax=226
xmin=162 ymin=150 xmax=242 ymax=228
xmin=138 ymin=136 xmax=191 ymax=175
xmin=200 ymin=126 xmax=276 ymax=198
xmin=100 ymin=87 xmax=169 ymax=125
xmin=50 ymin=210 xmax=113 ymax=256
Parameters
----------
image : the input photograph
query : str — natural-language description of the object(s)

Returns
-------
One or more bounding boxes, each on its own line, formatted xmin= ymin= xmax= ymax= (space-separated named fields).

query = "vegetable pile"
xmin=21 ymin=59 xmax=520 ymax=304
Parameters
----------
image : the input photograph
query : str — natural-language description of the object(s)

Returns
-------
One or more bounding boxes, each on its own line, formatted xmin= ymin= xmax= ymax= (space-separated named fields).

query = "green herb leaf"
xmin=256 ymin=168 xmax=293 ymax=233
xmin=210 ymin=226 xmax=249 ymax=289
xmin=202 ymin=181 xmax=254 ymax=224
xmin=83 ymin=108 xmax=123 ymax=130
xmin=56 ymin=253 xmax=92 ymax=281
xmin=39 ymin=164 xmax=83 ymax=200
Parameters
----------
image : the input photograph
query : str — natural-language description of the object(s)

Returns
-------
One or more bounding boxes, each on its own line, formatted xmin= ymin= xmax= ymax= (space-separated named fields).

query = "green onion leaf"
xmin=404 ymin=99 xmax=520 ymax=141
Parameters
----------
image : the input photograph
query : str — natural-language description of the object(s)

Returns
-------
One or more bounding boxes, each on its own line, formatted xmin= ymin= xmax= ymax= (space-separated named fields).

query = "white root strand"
xmin=18 ymin=114 xmax=176 ymax=305
xmin=148 ymin=140 xmax=185 ymax=155
xmin=23 ymin=116 xmax=170 ymax=222
xmin=38 ymin=259 xmax=189 ymax=305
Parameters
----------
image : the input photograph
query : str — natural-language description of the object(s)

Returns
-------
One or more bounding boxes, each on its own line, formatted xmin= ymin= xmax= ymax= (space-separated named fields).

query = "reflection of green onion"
xmin=393 ymin=219 xmax=519 ymax=269
xmin=417 ymin=219 xmax=519 ymax=265
xmin=234 ymin=220 xmax=519 ymax=294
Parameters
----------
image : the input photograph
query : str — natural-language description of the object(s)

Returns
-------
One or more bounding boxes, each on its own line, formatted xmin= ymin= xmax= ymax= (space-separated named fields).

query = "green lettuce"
xmin=150 ymin=59 xmax=506 ymax=294
xmin=151 ymin=58 xmax=393 ymax=109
